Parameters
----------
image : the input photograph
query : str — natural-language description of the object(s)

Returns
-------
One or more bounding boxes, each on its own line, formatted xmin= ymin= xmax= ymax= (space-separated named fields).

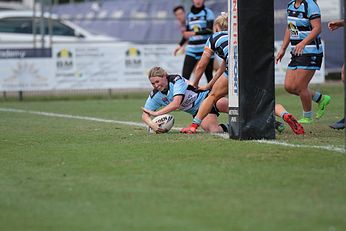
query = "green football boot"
xmin=316 ymin=95 xmax=331 ymax=119
xmin=298 ymin=117 xmax=313 ymax=124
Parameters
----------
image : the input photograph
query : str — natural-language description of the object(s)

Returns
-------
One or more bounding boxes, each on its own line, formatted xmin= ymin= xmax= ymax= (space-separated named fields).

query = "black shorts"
xmin=288 ymin=53 xmax=323 ymax=70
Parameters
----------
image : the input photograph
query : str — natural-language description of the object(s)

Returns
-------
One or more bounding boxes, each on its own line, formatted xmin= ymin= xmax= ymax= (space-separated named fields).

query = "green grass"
xmin=0 ymin=83 xmax=345 ymax=231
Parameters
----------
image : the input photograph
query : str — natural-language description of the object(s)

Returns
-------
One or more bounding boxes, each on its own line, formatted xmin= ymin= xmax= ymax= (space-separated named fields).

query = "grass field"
xmin=0 ymin=83 xmax=345 ymax=231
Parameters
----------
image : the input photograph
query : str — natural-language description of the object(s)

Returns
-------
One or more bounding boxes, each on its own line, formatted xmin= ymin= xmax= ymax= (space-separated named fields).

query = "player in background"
xmin=173 ymin=0 xmax=215 ymax=83
xmin=276 ymin=0 xmax=330 ymax=124
xmin=172 ymin=5 xmax=187 ymax=55
xmin=142 ymin=66 xmax=229 ymax=134
xmin=327 ymin=19 xmax=345 ymax=129
xmin=180 ymin=13 xmax=304 ymax=135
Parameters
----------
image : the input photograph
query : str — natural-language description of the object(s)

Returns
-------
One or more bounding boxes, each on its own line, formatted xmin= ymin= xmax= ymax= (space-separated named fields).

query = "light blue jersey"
xmin=144 ymin=75 xmax=209 ymax=116
xmin=185 ymin=5 xmax=215 ymax=59
xmin=205 ymin=31 xmax=229 ymax=77
xmin=287 ymin=0 xmax=323 ymax=55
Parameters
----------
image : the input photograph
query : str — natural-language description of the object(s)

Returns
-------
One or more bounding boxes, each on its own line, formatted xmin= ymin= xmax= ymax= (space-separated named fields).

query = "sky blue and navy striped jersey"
xmin=144 ymin=75 xmax=209 ymax=116
xmin=286 ymin=0 xmax=323 ymax=55
xmin=185 ymin=6 xmax=215 ymax=58
xmin=205 ymin=31 xmax=229 ymax=76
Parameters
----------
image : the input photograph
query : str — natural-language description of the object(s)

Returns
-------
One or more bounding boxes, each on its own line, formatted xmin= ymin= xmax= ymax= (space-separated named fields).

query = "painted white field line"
xmin=1 ymin=107 xmax=344 ymax=154
xmin=0 ymin=107 xmax=149 ymax=128
xmin=212 ymin=132 xmax=345 ymax=153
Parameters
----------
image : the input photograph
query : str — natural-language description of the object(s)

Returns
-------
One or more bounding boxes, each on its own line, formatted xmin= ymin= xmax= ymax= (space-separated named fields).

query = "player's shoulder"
xmin=299 ymin=0 xmax=318 ymax=6
xmin=305 ymin=0 xmax=319 ymax=6
xmin=149 ymin=89 xmax=160 ymax=98
xmin=204 ymin=7 xmax=215 ymax=16
xmin=213 ymin=31 xmax=227 ymax=38
xmin=210 ymin=31 xmax=227 ymax=43
xmin=168 ymin=74 xmax=185 ymax=84
xmin=287 ymin=0 xmax=295 ymax=7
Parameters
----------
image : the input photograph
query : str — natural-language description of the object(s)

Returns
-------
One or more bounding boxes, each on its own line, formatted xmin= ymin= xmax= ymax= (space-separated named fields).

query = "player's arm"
xmin=199 ymin=60 xmax=226 ymax=91
xmin=174 ymin=37 xmax=187 ymax=56
xmin=142 ymin=111 xmax=158 ymax=130
xmin=142 ymin=112 xmax=167 ymax=134
xmin=293 ymin=17 xmax=321 ymax=56
xmin=192 ymin=47 xmax=213 ymax=87
xmin=276 ymin=27 xmax=290 ymax=63
xmin=143 ymin=95 xmax=183 ymax=116
xmin=183 ymin=20 xmax=213 ymax=38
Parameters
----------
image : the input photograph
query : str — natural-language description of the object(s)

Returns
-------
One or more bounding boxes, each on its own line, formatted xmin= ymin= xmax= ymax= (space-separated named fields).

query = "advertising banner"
xmin=0 ymin=48 xmax=54 ymax=91
xmin=0 ymin=42 xmax=325 ymax=91
xmin=52 ymin=43 xmax=185 ymax=90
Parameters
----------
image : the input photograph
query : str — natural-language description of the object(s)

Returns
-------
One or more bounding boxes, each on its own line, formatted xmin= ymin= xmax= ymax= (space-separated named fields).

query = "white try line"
xmin=0 ymin=107 xmax=345 ymax=154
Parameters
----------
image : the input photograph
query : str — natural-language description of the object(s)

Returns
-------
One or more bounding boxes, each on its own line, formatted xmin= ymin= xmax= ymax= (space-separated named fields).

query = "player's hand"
xmin=155 ymin=127 xmax=168 ymax=134
xmin=275 ymin=48 xmax=285 ymax=64
xmin=190 ymin=80 xmax=198 ymax=88
xmin=173 ymin=45 xmax=182 ymax=56
xmin=142 ymin=107 xmax=157 ymax=117
xmin=293 ymin=42 xmax=305 ymax=56
xmin=328 ymin=21 xmax=341 ymax=31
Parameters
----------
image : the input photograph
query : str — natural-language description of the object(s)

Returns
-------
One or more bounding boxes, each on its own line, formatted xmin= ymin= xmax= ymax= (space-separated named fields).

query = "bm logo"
xmin=56 ymin=48 xmax=73 ymax=70
xmin=125 ymin=47 xmax=142 ymax=68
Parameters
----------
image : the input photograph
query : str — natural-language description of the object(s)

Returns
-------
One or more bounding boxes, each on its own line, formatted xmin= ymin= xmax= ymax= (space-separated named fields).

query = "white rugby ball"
xmin=149 ymin=114 xmax=175 ymax=133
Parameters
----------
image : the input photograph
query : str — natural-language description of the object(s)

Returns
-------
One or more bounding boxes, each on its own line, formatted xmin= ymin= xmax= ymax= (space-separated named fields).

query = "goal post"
xmin=228 ymin=0 xmax=276 ymax=140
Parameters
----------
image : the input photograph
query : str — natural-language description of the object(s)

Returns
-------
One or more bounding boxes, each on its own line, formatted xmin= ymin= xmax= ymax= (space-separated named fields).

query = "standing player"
xmin=173 ymin=0 xmax=215 ymax=83
xmin=276 ymin=0 xmax=330 ymax=124
xmin=180 ymin=14 xmax=304 ymax=135
xmin=172 ymin=5 xmax=187 ymax=55
xmin=142 ymin=66 xmax=229 ymax=134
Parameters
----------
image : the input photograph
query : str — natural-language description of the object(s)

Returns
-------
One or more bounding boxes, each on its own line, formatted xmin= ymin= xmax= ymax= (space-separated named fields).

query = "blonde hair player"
xmin=142 ymin=66 xmax=229 ymax=134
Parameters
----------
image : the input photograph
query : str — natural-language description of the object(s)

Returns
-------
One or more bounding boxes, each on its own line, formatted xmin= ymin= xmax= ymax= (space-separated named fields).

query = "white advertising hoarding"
xmin=318 ymin=0 xmax=341 ymax=22
xmin=0 ymin=42 xmax=325 ymax=91
xmin=52 ymin=43 xmax=186 ymax=90
xmin=0 ymin=48 xmax=54 ymax=91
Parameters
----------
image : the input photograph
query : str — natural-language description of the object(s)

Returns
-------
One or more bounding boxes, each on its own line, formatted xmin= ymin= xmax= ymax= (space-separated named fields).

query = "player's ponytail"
xmin=214 ymin=12 xmax=228 ymax=31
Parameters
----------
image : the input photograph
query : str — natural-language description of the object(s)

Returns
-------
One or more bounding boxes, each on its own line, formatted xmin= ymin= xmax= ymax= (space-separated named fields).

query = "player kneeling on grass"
xmin=142 ymin=66 xmax=229 ymax=134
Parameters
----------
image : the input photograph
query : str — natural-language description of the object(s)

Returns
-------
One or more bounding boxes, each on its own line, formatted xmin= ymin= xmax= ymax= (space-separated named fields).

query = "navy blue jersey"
xmin=286 ymin=0 xmax=323 ymax=55
xmin=185 ymin=6 xmax=215 ymax=58
xmin=144 ymin=75 xmax=209 ymax=115
xmin=205 ymin=31 xmax=229 ymax=76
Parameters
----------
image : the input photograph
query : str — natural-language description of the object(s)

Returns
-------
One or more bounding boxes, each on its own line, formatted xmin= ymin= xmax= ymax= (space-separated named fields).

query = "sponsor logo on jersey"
xmin=288 ymin=22 xmax=299 ymax=38
xmin=162 ymin=97 xmax=169 ymax=103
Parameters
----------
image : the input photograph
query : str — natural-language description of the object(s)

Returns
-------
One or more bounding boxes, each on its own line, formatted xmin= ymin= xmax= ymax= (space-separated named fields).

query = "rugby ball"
xmin=149 ymin=114 xmax=175 ymax=133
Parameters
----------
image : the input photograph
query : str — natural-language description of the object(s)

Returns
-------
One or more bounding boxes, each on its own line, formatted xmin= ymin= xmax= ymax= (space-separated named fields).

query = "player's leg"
xmin=285 ymin=69 xmax=317 ymax=123
xmin=294 ymin=69 xmax=315 ymax=123
xmin=181 ymin=75 xmax=228 ymax=133
xmin=215 ymin=97 xmax=228 ymax=113
xmin=284 ymin=69 xmax=299 ymax=96
xmin=182 ymin=55 xmax=197 ymax=80
xmin=275 ymin=103 xmax=304 ymax=135
xmin=200 ymin=114 xmax=225 ymax=133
